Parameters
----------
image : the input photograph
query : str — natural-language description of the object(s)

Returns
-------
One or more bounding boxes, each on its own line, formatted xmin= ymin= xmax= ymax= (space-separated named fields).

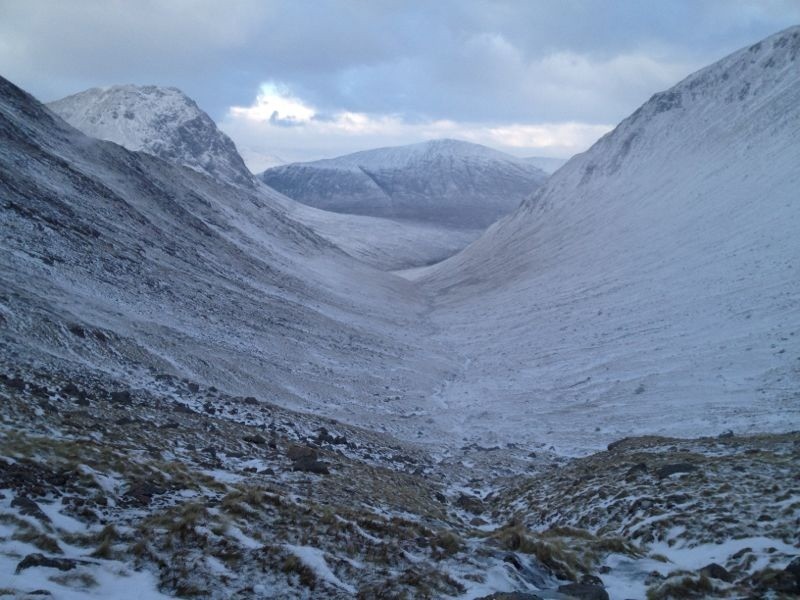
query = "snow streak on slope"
xmin=261 ymin=139 xmax=548 ymax=228
xmin=48 ymin=85 xmax=256 ymax=189
xmin=418 ymin=26 xmax=800 ymax=453
xmin=1 ymin=76 xmax=455 ymax=433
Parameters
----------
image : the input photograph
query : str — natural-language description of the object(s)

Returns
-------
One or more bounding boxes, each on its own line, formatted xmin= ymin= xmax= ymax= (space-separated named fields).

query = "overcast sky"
xmin=2 ymin=1 xmax=798 ymax=168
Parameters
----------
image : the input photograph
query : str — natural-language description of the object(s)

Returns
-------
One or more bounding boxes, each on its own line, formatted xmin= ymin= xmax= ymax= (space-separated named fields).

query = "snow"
xmin=48 ymin=85 xmax=255 ymax=189
xmin=0 ymin=26 xmax=799 ymax=598
xmin=0 ymin=492 xmax=171 ymax=599
xmin=414 ymin=25 xmax=800 ymax=454
xmin=2 ymin=26 xmax=799 ymax=460
xmin=227 ymin=525 xmax=262 ymax=550
xmin=260 ymin=138 xmax=548 ymax=228
xmin=0 ymin=552 xmax=174 ymax=600
xmin=601 ymin=536 xmax=798 ymax=599
xmin=285 ymin=544 xmax=356 ymax=594
xmin=263 ymin=182 xmax=482 ymax=270
xmin=37 ymin=498 xmax=91 ymax=534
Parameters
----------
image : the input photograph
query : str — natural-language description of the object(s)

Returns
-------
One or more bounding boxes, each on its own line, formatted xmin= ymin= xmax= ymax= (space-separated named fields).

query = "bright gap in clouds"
xmin=221 ymin=82 xmax=613 ymax=172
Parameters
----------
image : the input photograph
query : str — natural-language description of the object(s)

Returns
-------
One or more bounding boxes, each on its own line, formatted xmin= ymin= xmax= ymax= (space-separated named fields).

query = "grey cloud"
xmin=1 ymin=0 xmax=798 ymax=126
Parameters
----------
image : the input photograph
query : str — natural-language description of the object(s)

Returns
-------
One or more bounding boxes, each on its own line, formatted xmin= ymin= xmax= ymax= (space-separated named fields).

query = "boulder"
xmin=243 ymin=434 xmax=267 ymax=445
xmin=291 ymin=455 xmax=329 ymax=475
xmin=475 ymin=594 xmax=542 ymax=600
xmin=7 ymin=377 xmax=26 ymax=391
xmin=15 ymin=553 xmax=88 ymax=574
xmin=625 ymin=462 xmax=648 ymax=478
xmin=110 ymin=390 xmax=132 ymax=403
xmin=700 ymin=562 xmax=733 ymax=582
xmin=11 ymin=496 xmax=51 ymax=523
xmin=785 ymin=556 xmax=800 ymax=584
xmin=556 ymin=582 xmax=609 ymax=600
xmin=455 ymin=493 xmax=486 ymax=515
xmin=124 ymin=481 xmax=166 ymax=506
xmin=286 ymin=444 xmax=318 ymax=461
xmin=656 ymin=463 xmax=698 ymax=479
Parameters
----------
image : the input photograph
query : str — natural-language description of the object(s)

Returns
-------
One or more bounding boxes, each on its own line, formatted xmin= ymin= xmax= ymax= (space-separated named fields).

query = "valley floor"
xmin=1 ymin=365 xmax=798 ymax=599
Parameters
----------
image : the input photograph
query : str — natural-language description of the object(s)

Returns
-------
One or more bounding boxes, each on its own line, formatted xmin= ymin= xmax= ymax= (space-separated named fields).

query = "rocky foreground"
xmin=0 ymin=362 xmax=798 ymax=599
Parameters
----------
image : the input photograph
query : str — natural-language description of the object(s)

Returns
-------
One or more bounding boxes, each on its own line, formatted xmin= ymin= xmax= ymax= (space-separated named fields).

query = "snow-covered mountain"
xmin=2 ymin=25 xmax=800 ymax=600
xmin=1 ymin=75 xmax=454 ymax=428
xmin=48 ymin=85 xmax=256 ymax=189
xmin=47 ymin=86 xmax=480 ymax=270
xmin=414 ymin=25 xmax=800 ymax=452
xmin=260 ymin=139 xmax=548 ymax=228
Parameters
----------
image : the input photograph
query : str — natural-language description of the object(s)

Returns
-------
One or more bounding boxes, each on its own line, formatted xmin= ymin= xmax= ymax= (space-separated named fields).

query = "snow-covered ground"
xmin=4 ymin=27 xmax=800 ymax=457
xmin=0 ymin=74 xmax=458 ymax=439
xmin=414 ymin=25 xmax=800 ymax=453
xmin=1 ymin=25 xmax=800 ymax=600
xmin=263 ymin=183 xmax=481 ymax=270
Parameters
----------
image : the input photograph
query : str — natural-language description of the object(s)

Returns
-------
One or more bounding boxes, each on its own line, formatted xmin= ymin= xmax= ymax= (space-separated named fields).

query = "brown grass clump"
xmin=646 ymin=574 xmax=714 ymax=599
xmin=282 ymin=554 xmax=317 ymax=589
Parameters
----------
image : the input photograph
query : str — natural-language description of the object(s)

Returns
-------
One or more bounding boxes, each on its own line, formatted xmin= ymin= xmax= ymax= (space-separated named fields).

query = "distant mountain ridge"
xmin=48 ymin=84 xmax=256 ymax=188
xmin=46 ymin=86 xmax=484 ymax=270
xmin=260 ymin=139 xmax=548 ymax=228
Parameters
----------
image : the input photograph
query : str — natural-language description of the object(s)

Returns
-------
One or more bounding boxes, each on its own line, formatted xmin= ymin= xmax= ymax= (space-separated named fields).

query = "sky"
xmin=1 ymin=0 xmax=799 ymax=169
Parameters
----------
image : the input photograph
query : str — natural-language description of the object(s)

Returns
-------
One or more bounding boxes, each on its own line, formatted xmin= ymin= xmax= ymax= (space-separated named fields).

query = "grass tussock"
xmin=282 ymin=554 xmax=317 ymax=589
xmin=646 ymin=574 xmax=714 ymax=600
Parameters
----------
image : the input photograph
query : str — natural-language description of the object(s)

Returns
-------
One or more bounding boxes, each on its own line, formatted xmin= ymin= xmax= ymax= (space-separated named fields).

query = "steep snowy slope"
xmin=418 ymin=26 xmax=800 ymax=452
xmin=48 ymin=86 xmax=480 ymax=270
xmin=260 ymin=139 xmax=548 ymax=228
xmin=0 ymin=75 xmax=455 ymax=431
xmin=48 ymin=85 xmax=256 ymax=188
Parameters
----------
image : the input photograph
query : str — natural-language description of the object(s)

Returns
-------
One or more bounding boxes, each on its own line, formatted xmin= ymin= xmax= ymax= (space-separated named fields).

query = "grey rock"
xmin=291 ymin=455 xmax=330 ymax=475
xmin=11 ymin=496 xmax=51 ymax=523
xmin=656 ymin=463 xmax=699 ymax=479
xmin=557 ymin=582 xmax=610 ymax=600
xmin=700 ymin=562 xmax=733 ymax=582
xmin=15 ymin=553 xmax=90 ymax=574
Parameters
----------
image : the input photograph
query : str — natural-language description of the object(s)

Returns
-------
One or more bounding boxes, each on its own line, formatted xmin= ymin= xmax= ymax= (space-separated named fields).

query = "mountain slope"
xmin=47 ymin=86 xmax=480 ymax=270
xmin=523 ymin=155 xmax=568 ymax=174
xmin=417 ymin=26 xmax=800 ymax=452
xmin=1 ymin=75 xmax=454 ymax=431
xmin=48 ymin=85 xmax=256 ymax=188
xmin=265 ymin=185 xmax=482 ymax=270
xmin=260 ymin=139 xmax=548 ymax=228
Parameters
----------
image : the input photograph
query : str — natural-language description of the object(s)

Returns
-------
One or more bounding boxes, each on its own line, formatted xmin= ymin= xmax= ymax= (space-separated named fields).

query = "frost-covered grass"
xmin=2 ymin=371 xmax=798 ymax=598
